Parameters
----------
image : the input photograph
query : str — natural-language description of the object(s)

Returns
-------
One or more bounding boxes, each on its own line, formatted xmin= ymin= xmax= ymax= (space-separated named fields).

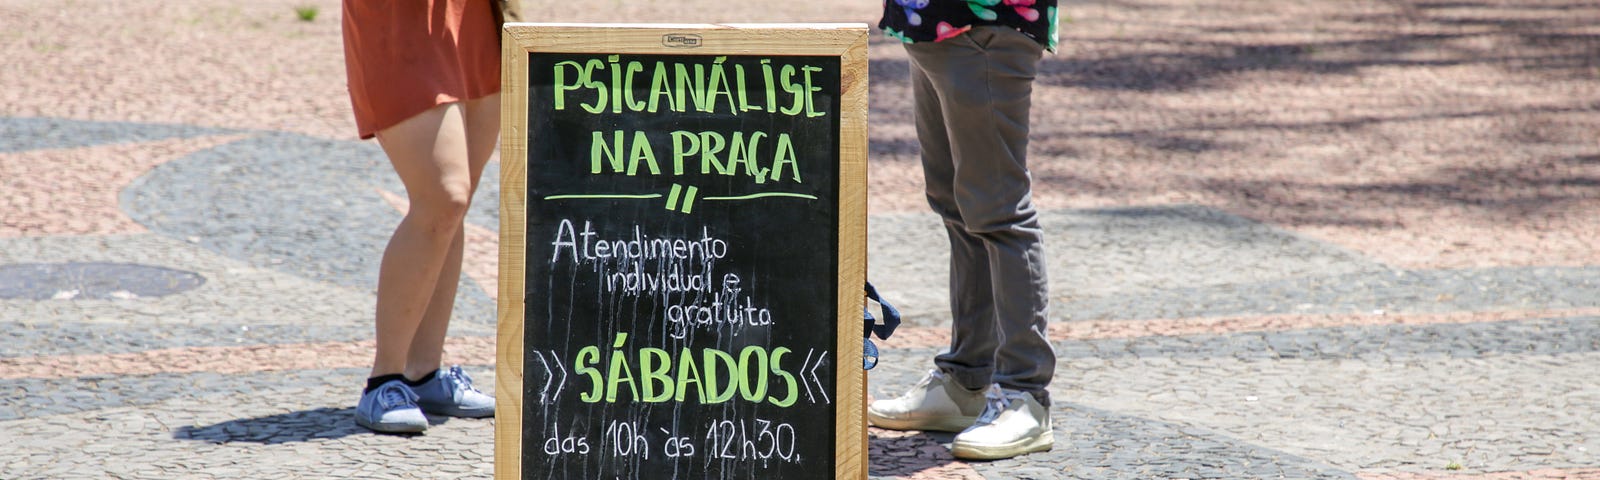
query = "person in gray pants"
xmin=868 ymin=0 xmax=1059 ymax=461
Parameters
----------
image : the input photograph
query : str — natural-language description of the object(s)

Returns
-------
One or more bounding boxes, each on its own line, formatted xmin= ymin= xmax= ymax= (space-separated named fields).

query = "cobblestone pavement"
xmin=3 ymin=0 xmax=1598 ymax=479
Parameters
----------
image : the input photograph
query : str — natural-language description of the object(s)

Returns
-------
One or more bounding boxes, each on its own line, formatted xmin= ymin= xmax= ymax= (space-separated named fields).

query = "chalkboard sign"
xmin=497 ymin=24 xmax=869 ymax=480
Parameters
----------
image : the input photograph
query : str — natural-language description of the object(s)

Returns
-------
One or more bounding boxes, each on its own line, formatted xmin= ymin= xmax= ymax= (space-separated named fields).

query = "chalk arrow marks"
xmin=807 ymin=349 xmax=830 ymax=405
xmin=796 ymin=348 xmax=832 ymax=405
xmin=530 ymin=350 xmax=569 ymax=403
xmin=799 ymin=349 xmax=817 ymax=404
xmin=550 ymin=353 xmax=567 ymax=401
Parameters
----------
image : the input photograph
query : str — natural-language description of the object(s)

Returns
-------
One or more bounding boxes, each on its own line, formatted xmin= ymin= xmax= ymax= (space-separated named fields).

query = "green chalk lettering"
xmin=690 ymin=63 xmax=711 ymax=112
xmin=626 ymin=131 xmax=659 ymax=175
xmin=770 ymin=133 xmax=801 ymax=183
xmin=570 ymin=338 xmax=807 ymax=406
xmin=706 ymin=57 xmax=738 ymax=114
xmin=605 ymin=333 xmax=638 ymax=402
xmin=553 ymin=60 xmax=585 ymax=111
xmin=674 ymin=347 xmax=705 ymax=402
xmin=675 ymin=63 xmax=707 ymax=114
xmin=609 ymin=55 xmax=626 ymax=114
xmin=648 ymin=61 xmax=675 ymax=113
xmin=623 ymin=61 xmax=647 ymax=111
xmin=735 ymin=64 xmax=760 ymax=112
xmin=767 ymin=347 xmax=798 ymax=407
xmin=802 ymin=65 xmax=825 ymax=117
xmin=639 ymin=347 xmax=673 ymax=402
xmin=698 ymin=131 xmax=729 ymax=175
xmin=737 ymin=346 xmax=769 ymax=402
xmin=724 ymin=131 xmax=767 ymax=184
xmin=579 ymin=58 xmax=607 ymax=114
xmin=778 ymin=64 xmax=804 ymax=116
xmin=761 ymin=59 xmax=777 ymax=113
xmin=591 ymin=130 xmax=625 ymax=174
xmin=575 ymin=345 xmax=602 ymax=403
xmin=702 ymin=348 xmax=738 ymax=403
xmin=669 ymin=130 xmax=699 ymax=176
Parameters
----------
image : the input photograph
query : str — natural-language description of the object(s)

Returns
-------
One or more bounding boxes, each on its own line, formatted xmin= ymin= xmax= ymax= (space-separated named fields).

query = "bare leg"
xmin=369 ymin=102 xmax=477 ymax=378
xmin=400 ymin=93 xmax=502 ymax=380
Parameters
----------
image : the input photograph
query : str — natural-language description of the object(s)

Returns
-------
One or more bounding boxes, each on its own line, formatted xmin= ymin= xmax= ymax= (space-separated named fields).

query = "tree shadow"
xmin=864 ymin=1 xmax=1600 ymax=225
xmin=173 ymin=407 xmax=458 ymax=444
xmin=1196 ymin=154 xmax=1600 ymax=227
xmin=1038 ymin=0 xmax=1599 ymax=92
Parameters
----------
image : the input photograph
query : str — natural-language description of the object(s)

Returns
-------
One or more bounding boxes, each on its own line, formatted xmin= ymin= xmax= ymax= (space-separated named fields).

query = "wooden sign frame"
xmin=497 ymin=23 xmax=868 ymax=479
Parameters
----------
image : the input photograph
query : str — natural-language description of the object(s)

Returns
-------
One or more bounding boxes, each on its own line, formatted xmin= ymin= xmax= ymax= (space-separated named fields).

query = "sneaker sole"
xmin=356 ymin=415 xmax=428 ymax=434
xmin=950 ymin=433 xmax=1054 ymax=460
xmin=866 ymin=411 xmax=978 ymax=432
xmin=421 ymin=405 xmax=495 ymax=418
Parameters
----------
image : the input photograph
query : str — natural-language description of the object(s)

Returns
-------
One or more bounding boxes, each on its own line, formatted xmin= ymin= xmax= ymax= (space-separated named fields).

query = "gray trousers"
xmin=905 ymin=26 xmax=1055 ymax=403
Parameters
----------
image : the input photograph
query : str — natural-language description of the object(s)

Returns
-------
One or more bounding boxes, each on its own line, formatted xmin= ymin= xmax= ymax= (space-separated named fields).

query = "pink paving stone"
xmin=878 ymin=308 xmax=1600 ymax=350
xmin=0 ymin=134 xmax=246 ymax=238
xmin=0 ymin=336 xmax=495 ymax=380
xmin=1359 ymin=469 xmax=1600 ymax=480
xmin=0 ymin=1 xmax=353 ymax=140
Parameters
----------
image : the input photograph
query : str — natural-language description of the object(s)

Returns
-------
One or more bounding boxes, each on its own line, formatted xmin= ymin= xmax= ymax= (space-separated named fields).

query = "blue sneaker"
xmin=355 ymin=379 xmax=428 ymax=433
xmin=414 ymin=365 xmax=495 ymax=418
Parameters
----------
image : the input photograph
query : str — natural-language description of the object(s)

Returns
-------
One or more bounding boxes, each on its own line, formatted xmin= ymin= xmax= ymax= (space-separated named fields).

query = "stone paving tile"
xmin=0 ymin=117 xmax=239 ymax=154
xmin=120 ymin=130 xmax=502 ymax=290
xmin=0 ymin=367 xmax=498 ymax=480
xmin=867 ymin=317 xmax=1600 ymax=479
xmin=0 ymin=336 xmax=495 ymax=381
xmin=1361 ymin=470 xmax=1600 ymax=480
xmin=0 ymin=233 xmax=495 ymax=358
xmin=0 ymin=133 xmax=247 ymax=237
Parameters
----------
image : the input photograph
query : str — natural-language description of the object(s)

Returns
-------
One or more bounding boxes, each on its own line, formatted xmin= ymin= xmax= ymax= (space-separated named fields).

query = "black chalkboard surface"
xmin=498 ymin=25 xmax=868 ymax=480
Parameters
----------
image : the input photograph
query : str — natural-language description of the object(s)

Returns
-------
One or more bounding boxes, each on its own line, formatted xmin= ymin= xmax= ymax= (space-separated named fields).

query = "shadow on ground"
xmin=172 ymin=407 xmax=464 ymax=443
xmin=867 ymin=430 xmax=964 ymax=477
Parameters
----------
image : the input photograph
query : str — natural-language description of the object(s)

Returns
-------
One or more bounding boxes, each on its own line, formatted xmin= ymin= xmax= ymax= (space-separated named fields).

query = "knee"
xmin=958 ymin=208 xmax=1038 ymax=236
xmin=953 ymin=191 xmax=1039 ymax=235
xmin=409 ymin=181 xmax=475 ymax=231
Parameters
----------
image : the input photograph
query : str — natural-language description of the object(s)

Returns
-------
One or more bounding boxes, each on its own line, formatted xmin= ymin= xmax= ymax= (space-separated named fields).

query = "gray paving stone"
xmin=0 ymin=234 xmax=493 ymax=357
xmin=121 ymin=132 xmax=500 ymax=291
xmin=1 ymin=367 xmax=499 ymax=479
xmin=0 ymin=117 xmax=239 ymax=154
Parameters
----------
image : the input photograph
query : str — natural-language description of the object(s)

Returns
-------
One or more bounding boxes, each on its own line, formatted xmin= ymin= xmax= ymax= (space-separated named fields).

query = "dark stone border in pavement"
xmin=121 ymin=130 xmax=501 ymax=291
xmin=0 ymin=262 xmax=206 ymax=300
xmin=0 ymin=117 xmax=239 ymax=154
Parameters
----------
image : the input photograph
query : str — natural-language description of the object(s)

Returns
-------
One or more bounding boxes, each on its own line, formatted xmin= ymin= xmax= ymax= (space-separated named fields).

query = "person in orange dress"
xmin=341 ymin=0 xmax=519 ymax=434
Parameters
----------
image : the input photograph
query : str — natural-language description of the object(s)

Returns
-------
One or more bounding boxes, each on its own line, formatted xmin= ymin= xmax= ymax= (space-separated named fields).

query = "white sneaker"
xmin=950 ymin=385 xmax=1054 ymax=460
xmin=867 ymin=370 xmax=986 ymax=432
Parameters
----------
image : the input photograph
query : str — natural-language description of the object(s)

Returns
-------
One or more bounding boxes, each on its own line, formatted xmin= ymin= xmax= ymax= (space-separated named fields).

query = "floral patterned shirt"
xmin=880 ymin=0 xmax=1059 ymax=53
